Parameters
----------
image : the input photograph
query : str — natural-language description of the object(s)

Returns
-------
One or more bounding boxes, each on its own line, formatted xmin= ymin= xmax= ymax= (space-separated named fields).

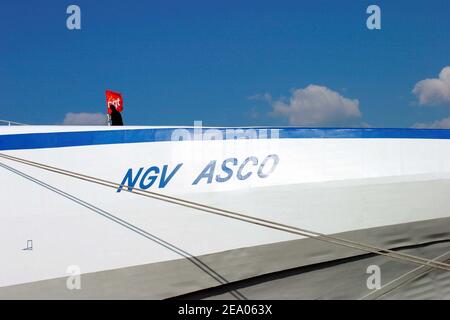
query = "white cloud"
xmin=248 ymin=93 xmax=272 ymax=103
xmin=412 ymin=66 xmax=450 ymax=106
xmin=62 ymin=112 xmax=106 ymax=125
xmin=266 ymin=84 xmax=362 ymax=126
xmin=412 ymin=117 xmax=450 ymax=129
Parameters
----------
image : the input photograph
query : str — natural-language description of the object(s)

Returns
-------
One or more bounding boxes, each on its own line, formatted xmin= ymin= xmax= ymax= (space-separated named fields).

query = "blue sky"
xmin=0 ymin=0 xmax=449 ymax=127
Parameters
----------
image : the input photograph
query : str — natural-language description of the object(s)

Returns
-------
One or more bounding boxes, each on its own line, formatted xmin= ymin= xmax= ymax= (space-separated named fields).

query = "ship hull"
xmin=1 ymin=126 xmax=449 ymax=298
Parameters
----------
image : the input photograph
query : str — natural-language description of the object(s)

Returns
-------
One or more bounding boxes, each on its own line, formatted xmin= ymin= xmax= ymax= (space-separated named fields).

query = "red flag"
xmin=106 ymin=90 xmax=123 ymax=114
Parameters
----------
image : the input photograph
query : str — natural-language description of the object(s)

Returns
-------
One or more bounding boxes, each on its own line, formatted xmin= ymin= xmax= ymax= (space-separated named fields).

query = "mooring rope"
xmin=0 ymin=152 xmax=449 ymax=272
xmin=359 ymin=248 xmax=450 ymax=300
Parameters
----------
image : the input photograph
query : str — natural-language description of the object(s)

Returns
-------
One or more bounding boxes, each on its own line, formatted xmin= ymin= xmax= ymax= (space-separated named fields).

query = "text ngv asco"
xmin=116 ymin=154 xmax=280 ymax=192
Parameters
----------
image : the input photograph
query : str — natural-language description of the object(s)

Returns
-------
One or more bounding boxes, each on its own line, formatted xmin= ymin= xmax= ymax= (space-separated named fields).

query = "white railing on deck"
xmin=0 ymin=120 xmax=28 ymax=126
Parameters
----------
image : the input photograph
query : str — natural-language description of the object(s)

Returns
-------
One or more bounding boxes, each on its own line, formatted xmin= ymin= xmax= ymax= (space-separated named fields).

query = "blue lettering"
xmin=216 ymin=158 xmax=237 ymax=183
xmin=159 ymin=163 xmax=183 ymax=188
xmin=192 ymin=160 xmax=216 ymax=185
xmin=139 ymin=166 xmax=160 ymax=189
xmin=117 ymin=167 xmax=144 ymax=192
xmin=237 ymin=157 xmax=258 ymax=180
xmin=117 ymin=155 xmax=279 ymax=192
xmin=258 ymin=154 xmax=279 ymax=178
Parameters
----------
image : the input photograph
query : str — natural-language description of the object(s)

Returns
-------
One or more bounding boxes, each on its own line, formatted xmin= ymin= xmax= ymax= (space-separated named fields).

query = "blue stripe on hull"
xmin=1 ymin=127 xmax=450 ymax=151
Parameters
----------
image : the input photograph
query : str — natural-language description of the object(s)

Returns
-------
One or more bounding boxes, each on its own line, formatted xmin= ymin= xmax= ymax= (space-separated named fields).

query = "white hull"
xmin=0 ymin=126 xmax=449 ymax=298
